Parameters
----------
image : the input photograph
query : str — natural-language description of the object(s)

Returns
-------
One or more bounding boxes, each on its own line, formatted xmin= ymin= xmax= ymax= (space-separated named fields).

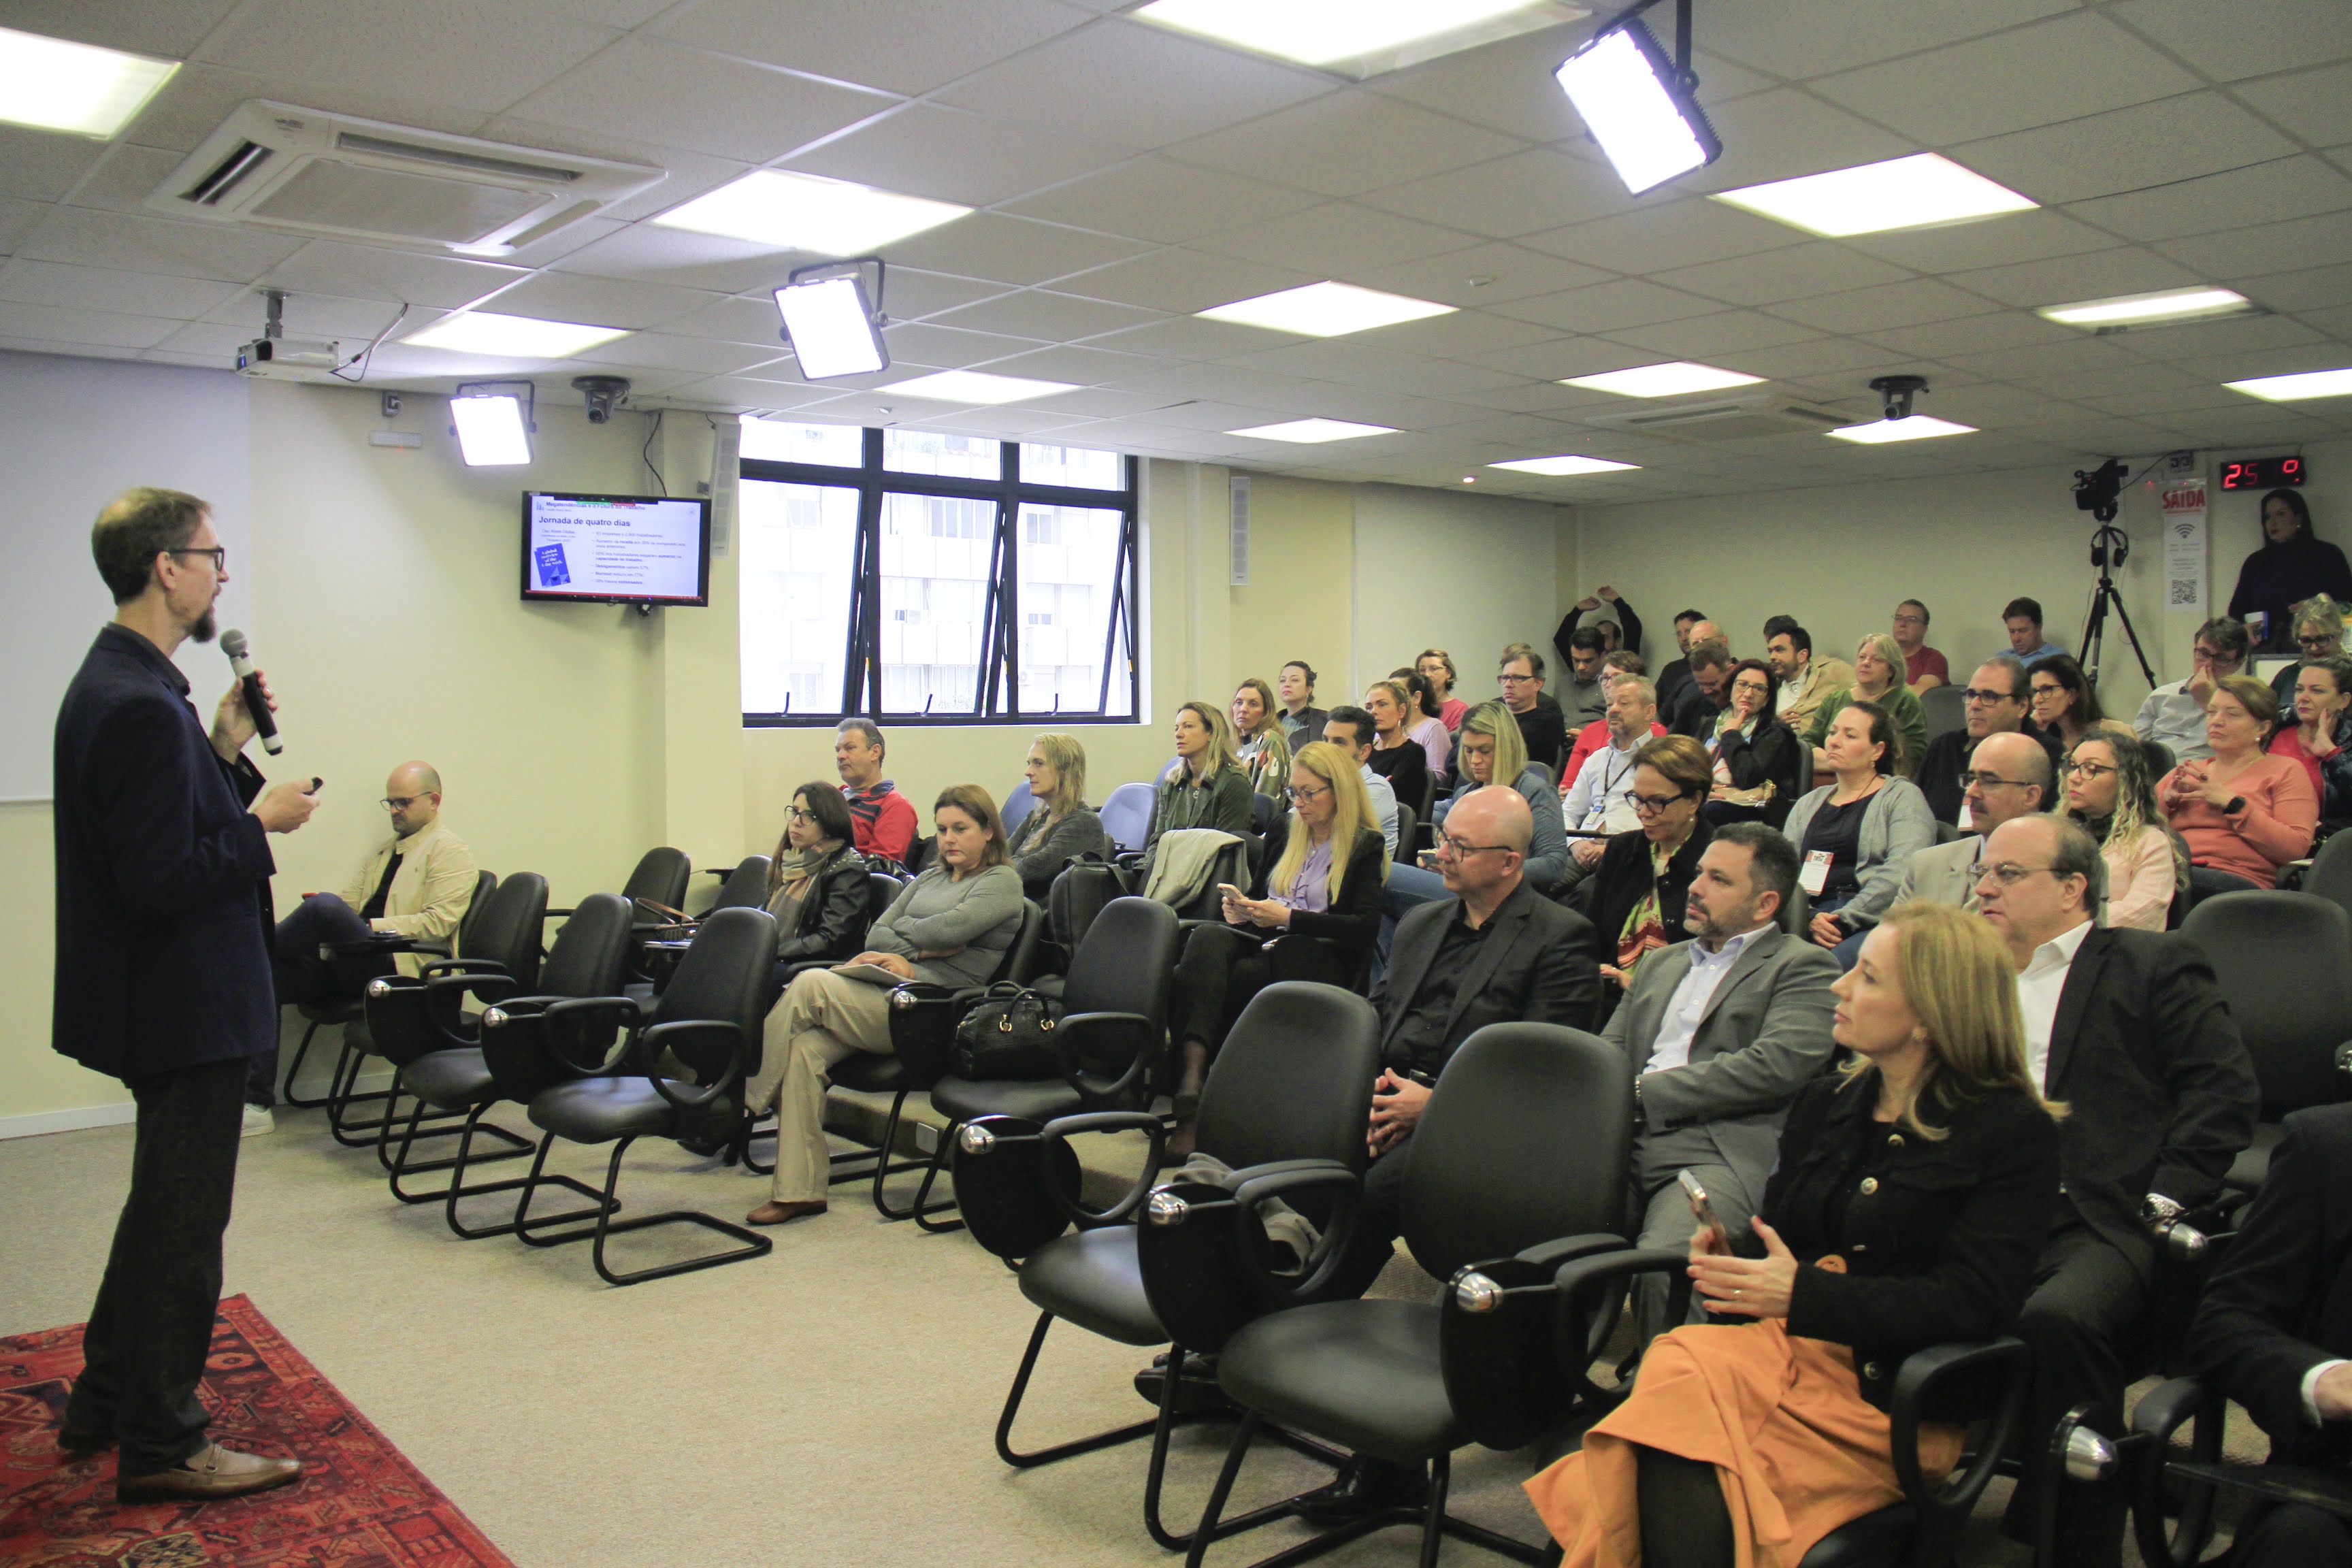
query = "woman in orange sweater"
xmin=2157 ymin=674 xmax=2317 ymax=902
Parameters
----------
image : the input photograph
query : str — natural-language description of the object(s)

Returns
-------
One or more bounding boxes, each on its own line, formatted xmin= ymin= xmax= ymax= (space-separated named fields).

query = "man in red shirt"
xmin=834 ymin=719 xmax=916 ymax=863
xmin=1893 ymin=598 xmax=1950 ymax=693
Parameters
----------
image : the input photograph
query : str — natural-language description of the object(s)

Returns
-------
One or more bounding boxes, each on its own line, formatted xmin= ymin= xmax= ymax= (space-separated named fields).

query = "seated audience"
xmin=2230 ymin=487 xmax=2352 ymax=651
xmin=1228 ymin=677 xmax=1293 ymax=797
xmin=2027 ymin=653 xmax=2131 ymax=753
xmin=1667 ymin=639 xmax=1734 ymax=742
xmin=834 ymin=719 xmax=917 ymax=864
xmin=1499 ymin=642 xmax=1569 ymax=777
xmin=1763 ymin=617 xmax=1852 ymax=736
xmin=1613 ymin=823 xmax=1839 ymax=1341
xmin=1387 ymin=667 xmax=1452 ymax=781
xmin=1165 ymin=742 xmax=1388 ymax=1151
xmin=1915 ymin=657 xmax=2061 ymax=825
xmin=1704 ymin=659 xmax=1800 ymax=829
xmin=763 ymin=783 xmax=875 ymax=999
xmin=1893 ymin=598 xmax=1948 ymax=693
xmin=1884 ymin=732 xmax=2050 ymax=921
xmin=2272 ymin=595 xmax=2348 ymax=708
xmin=1525 ymin=902 xmax=2065 ymax=1568
xmin=1275 ymin=659 xmax=1328 ymax=749
xmin=2157 ymin=675 xmax=2317 ymax=898
xmin=1564 ymin=653 xmax=1658 ymax=781
xmin=745 ymin=785 xmax=1026 ymax=1226
xmin=1557 ymin=587 xmax=1645 ymax=676
xmin=2004 ymin=595 xmax=2065 ymax=664
xmin=2271 ymin=655 xmax=2352 ymax=831
xmin=1559 ymin=627 xmax=1611 ymax=726
xmin=2189 ymin=1101 xmax=2352 ymax=1568
xmin=1782 ymin=702 xmax=1936 ymax=959
xmin=1564 ymin=675 xmax=1658 ymax=870
xmin=1137 ymin=700 xmax=1255 ymax=877
xmin=2136 ymin=617 xmax=2250 ymax=765
xmin=1972 ymin=814 xmax=2257 ymax=1554
xmin=1806 ymin=635 xmax=1927 ymax=781
xmin=2065 ymin=734 xmax=2183 ymax=932
xmin=1004 ymin=734 xmax=1109 ymax=900
xmin=1654 ymin=610 xmax=1710 ymax=718
xmin=1573 ymin=735 xmax=1714 ymax=1017
xmin=1414 ymin=647 xmax=1469 ymax=733
xmin=1323 ymin=705 xmax=1401 ymax=855
xmin=1414 ymin=700 xmax=1568 ymax=895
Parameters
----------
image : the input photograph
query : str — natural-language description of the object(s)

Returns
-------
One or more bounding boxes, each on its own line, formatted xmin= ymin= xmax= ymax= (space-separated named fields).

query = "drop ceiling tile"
xmin=1081 ymin=314 xmax=1297 ymax=361
xmin=1051 ymin=248 xmax=1314 ymax=314
xmin=0 ymin=259 xmax=244 ymax=320
xmin=1372 ymin=309 xmax=1564 ymax=361
xmin=875 ymin=321 xmax=1050 ymax=368
xmin=546 ymin=226 xmax=808 ymax=295
xmin=999 ymin=386 xmax=1190 ymax=420
xmin=2078 ymin=387 xmax=2257 ymax=419
xmin=1946 ymin=248 xmax=2208 ymax=308
xmin=936 ymin=20 xmax=1330 ymax=149
xmin=1337 ymin=242 xmax=1611 ymax=308
xmin=61 ymin=145 xmax=186 ymax=216
xmin=2110 ymin=314 xmax=2331 ymax=363
xmin=126 ymin=62 xmax=489 ymax=155
xmin=500 ymin=216 xmax=628 ymax=270
xmin=971 ymin=343 xmax=1158 ymax=384
xmin=642 ymin=293 xmax=785 ymax=346
xmin=1171 ymin=90 xmax=1526 ymax=199
xmin=1522 ymin=199 xmax=1803 ymax=275
xmin=2242 ymin=62 xmax=2352 ymax=149
xmin=1004 ymin=158 xmax=1320 ymax=246
xmin=930 ymin=289 xmax=1164 ymax=341
xmin=2157 ymin=211 xmax=2352 ymax=282
xmin=1654 ymin=243 xmax=1915 ymax=307
xmin=549 ymin=359 xmax=707 ymax=395
xmin=2111 ymin=0 xmax=2352 ymax=82
xmin=258 ymin=241 xmax=525 ymax=310
xmin=1936 ymin=336 xmax=2146 ymax=381
xmin=1767 ymin=278 xmax=2006 ymax=333
xmin=20 ymin=207 xmax=304 ymax=282
xmin=1959 ymin=93 xmax=2300 ymax=206
xmin=1367 ymin=20 xmax=1606 ymax=143
xmin=1669 ymin=91 xmax=1920 ymax=196
xmin=1840 ymin=208 xmax=2118 ymax=274
xmin=1601 ymin=310 xmax=1824 ymax=358
xmin=1355 ymin=148 xmax=1630 ymax=240
xmin=1221 ymin=341 xmax=1514 ymax=399
xmin=2291 ymin=304 xmax=2352 ymax=340
xmin=197 ymin=0 xmax=624 ymax=115
xmin=1690 ymin=0 xmax=2078 ymax=80
xmin=656 ymin=0 xmax=1092 ymax=97
xmin=1811 ymin=13 xmax=2198 ymax=145
xmin=0 ymin=0 xmax=243 ymax=56
xmin=0 ymin=197 xmax=42 ymax=257
xmin=2244 ymin=262 xmax=2352 ymax=313
xmin=1721 ymin=336 xmax=1907 ymax=380
xmin=1099 ymin=360 xmax=1324 ymax=404
xmin=862 ymin=270 xmax=1019 ymax=321
xmin=463 ymin=270 xmax=722 ymax=330
xmin=559 ymin=332 xmax=789 ymax=375
xmin=2161 ymin=342 xmax=2352 ymax=382
xmin=1454 ymin=339 xmax=1671 ymax=381
xmin=785 ymin=105 xmax=1130 ymax=206
xmin=0 ymin=127 xmax=110 ymax=203
xmin=883 ymin=213 xmax=1149 ymax=287
xmin=536 ymin=0 xmax=679 ymax=22
xmin=2064 ymin=156 xmax=2352 ymax=245
xmin=1857 ymin=312 xmax=2076 ymax=359
xmin=506 ymin=38 xmax=893 ymax=163
xmin=1488 ymin=278 xmax=1725 ymax=333
xmin=1192 ymin=202 xmax=1473 ymax=274
xmin=688 ymin=378 xmax=858 ymax=412
xmin=0 ymin=301 xmax=180 ymax=348
xmin=196 ymin=289 xmax=410 ymax=340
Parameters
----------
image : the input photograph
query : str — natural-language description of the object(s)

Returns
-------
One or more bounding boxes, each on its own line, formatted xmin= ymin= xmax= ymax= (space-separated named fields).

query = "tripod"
xmin=2080 ymin=523 xmax=2155 ymax=688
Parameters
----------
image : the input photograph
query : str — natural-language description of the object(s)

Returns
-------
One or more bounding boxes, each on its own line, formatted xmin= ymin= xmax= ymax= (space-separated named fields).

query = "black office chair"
xmin=1795 ymin=730 xmax=1816 ymax=798
xmin=2181 ymin=891 xmax=2352 ymax=1193
xmin=1392 ymin=801 xmax=1418 ymax=868
xmin=1776 ymin=879 xmax=1812 ymax=937
xmin=1934 ymin=819 xmax=1965 ymax=845
xmin=1174 ymin=1023 xmax=1636 ymax=1568
xmin=382 ymin=892 xmax=635 ymax=1233
xmin=622 ymin=845 xmax=693 ymax=918
xmin=953 ymin=981 xmax=1381 ymax=1550
xmin=1249 ymin=791 xmax=1277 ymax=835
xmin=2303 ymin=831 xmax=2352 ymax=934
xmin=1921 ymin=684 xmax=1966 ymax=743
xmin=510 ymin=906 xmax=780 ymax=1286
xmin=705 ymin=855 xmax=773 ymax=912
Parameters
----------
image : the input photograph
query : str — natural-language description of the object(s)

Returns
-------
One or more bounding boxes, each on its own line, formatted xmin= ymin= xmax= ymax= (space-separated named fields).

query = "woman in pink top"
xmin=2157 ymin=675 xmax=2317 ymax=900
xmin=1415 ymin=648 xmax=1469 ymax=733
xmin=2065 ymin=733 xmax=2180 ymax=931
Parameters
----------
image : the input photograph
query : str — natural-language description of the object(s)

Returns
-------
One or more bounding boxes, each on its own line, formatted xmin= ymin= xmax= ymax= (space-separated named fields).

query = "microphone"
xmin=218 ymin=628 xmax=282 ymax=755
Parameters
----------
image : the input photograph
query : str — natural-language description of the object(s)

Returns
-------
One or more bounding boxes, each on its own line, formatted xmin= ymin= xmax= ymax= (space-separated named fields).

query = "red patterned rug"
xmin=0 ymin=1293 xmax=512 ymax=1567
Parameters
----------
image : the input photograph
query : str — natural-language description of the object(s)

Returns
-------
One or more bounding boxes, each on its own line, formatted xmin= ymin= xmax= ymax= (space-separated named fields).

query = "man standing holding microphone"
xmin=52 ymin=487 xmax=318 ymax=1501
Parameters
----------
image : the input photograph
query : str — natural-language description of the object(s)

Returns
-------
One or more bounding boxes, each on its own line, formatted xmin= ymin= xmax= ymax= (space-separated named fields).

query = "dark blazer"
xmin=1575 ymin=813 xmax=1714 ymax=968
xmin=1754 ymin=1071 xmax=2064 ymax=1411
xmin=1669 ymin=686 xmax=1729 ymax=742
xmin=52 ymin=624 xmax=276 ymax=1081
xmin=772 ymin=845 xmax=872 ymax=964
xmin=1367 ymin=736 xmax=1431 ymax=815
xmin=1252 ymin=816 xmax=1387 ymax=962
xmin=1714 ymin=719 xmax=1802 ymax=825
xmin=1375 ymin=877 xmax=1602 ymax=1071
xmin=2192 ymin=1104 xmax=2352 ymax=1465
xmin=1916 ymin=723 xmax=2065 ymax=823
xmin=2046 ymin=926 xmax=2260 ymax=1277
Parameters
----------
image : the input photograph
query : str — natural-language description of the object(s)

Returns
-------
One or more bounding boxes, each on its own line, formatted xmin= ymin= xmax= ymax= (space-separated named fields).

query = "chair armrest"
xmin=1039 ymin=1110 xmax=1163 ymax=1141
xmin=423 ymin=969 xmax=519 ymax=1002
xmin=2130 ymin=1376 xmax=2227 ymax=1568
xmin=1225 ymin=1157 xmax=1358 ymax=1211
xmin=1038 ymin=1110 xmax=1168 ymax=1224
xmin=1225 ymin=1158 xmax=1362 ymax=1303
xmin=419 ymin=956 xmax=512 ymax=981
xmin=1887 ymin=1338 xmax=2031 ymax=1538
xmin=544 ymin=905 xmax=576 ymax=919
xmin=323 ymin=932 xmax=449 ymax=960
xmin=640 ymin=1019 xmax=747 ymax=1111
xmin=1055 ymin=1011 xmax=1158 ymax=1107
xmin=533 ymin=996 xmax=646 ymax=1074
xmin=1551 ymin=1247 xmax=1693 ymax=1402
xmin=1515 ymin=1232 xmax=1635 ymax=1272
xmin=2129 ymin=1376 xmax=2212 ymax=1446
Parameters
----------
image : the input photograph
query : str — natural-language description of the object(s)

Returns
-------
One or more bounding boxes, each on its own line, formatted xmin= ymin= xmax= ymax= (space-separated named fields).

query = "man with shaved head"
xmin=251 ymin=759 xmax=476 ymax=1130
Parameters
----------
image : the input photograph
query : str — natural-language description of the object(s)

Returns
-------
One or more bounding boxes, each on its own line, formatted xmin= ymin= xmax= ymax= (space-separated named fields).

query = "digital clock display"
xmin=2219 ymin=455 xmax=2307 ymax=491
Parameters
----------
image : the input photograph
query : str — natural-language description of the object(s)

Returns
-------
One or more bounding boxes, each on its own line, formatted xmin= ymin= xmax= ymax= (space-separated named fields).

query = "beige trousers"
xmin=750 ymin=967 xmax=896 ymax=1203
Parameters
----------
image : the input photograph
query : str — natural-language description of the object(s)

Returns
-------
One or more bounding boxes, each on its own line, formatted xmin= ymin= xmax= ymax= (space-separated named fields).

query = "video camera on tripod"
xmin=2070 ymin=457 xmax=2155 ymax=687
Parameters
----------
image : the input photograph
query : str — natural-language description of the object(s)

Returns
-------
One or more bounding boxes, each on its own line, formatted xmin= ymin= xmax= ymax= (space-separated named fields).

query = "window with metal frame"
xmin=738 ymin=423 xmax=1140 ymax=726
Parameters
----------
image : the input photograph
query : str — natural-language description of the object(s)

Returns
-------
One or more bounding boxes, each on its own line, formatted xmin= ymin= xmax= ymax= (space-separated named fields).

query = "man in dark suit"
xmin=1298 ymin=785 xmax=1600 ymax=1521
xmin=1916 ymin=655 xmax=2065 ymax=824
xmin=52 ymin=487 xmax=318 ymax=1502
xmin=2192 ymin=1104 xmax=2352 ymax=1566
xmin=1976 ymin=814 xmax=2259 ymax=1561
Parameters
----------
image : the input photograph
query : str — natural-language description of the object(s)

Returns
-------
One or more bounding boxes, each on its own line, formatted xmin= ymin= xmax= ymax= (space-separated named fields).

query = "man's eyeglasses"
xmin=1285 ymin=783 xmax=1332 ymax=803
xmin=1632 ymin=789 xmax=1690 ymax=815
xmin=2062 ymin=760 xmax=2115 ymax=780
xmin=381 ymin=796 xmax=423 ymax=811
xmin=167 ymin=546 xmax=227 ymax=572
xmin=1891 ymin=613 xmax=1925 ymax=627
xmin=1436 ymin=834 xmax=1512 ymax=859
xmin=1978 ymin=862 xmax=2063 ymax=887
xmin=1498 ymin=672 xmax=1539 ymax=686
xmin=1961 ymin=771 xmax=2034 ymax=791
xmin=1961 ymin=687 xmax=2019 ymax=705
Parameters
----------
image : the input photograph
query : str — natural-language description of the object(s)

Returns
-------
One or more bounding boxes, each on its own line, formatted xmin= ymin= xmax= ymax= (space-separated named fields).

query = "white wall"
xmin=1353 ymin=483 xmax=1563 ymax=698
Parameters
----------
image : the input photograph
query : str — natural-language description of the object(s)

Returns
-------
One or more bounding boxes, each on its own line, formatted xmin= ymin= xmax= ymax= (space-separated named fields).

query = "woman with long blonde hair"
xmin=1230 ymin=676 xmax=1293 ymax=796
xmin=1004 ymin=733 xmax=1109 ymax=900
xmin=1137 ymin=698 xmax=1254 ymax=877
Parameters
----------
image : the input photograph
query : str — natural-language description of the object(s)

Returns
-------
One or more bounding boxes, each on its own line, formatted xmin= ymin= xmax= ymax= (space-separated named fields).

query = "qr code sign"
xmin=2170 ymin=580 xmax=2197 ymax=605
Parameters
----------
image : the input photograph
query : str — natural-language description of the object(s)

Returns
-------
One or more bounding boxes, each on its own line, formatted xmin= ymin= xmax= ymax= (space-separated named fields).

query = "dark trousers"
xmin=2236 ymin=1501 xmax=2352 ymax=1568
xmin=2187 ymin=864 xmax=2263 ymax=906
xmin=63 ymin=1057 xmax=246 ymax=1475
xmin=1171 ymin=924 xmax=1273 ymax=1058
xmin=251 ymin=894 xmax=378 ymax=1106
xmin=2004 ymin=1217 xmax=2146 ymax=1557
xmin=1330 ymin=1137 xmax=1412 ymax=1299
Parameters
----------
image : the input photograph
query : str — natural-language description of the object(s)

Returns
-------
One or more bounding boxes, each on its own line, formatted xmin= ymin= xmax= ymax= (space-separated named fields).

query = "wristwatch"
xmin=2142 ymin=1193 xmax=2186 ymax=1231
xmin=2223 ymin=795 xmax=2247 ymax=815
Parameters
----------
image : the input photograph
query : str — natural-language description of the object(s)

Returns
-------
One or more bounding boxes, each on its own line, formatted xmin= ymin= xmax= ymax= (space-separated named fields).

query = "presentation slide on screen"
xmin=525 ymin=494 xmax=704 ymax=600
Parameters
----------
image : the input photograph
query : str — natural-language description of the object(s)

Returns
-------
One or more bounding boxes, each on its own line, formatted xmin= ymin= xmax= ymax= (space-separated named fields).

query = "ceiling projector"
xmin=235 ymin=335 xmax=342 ymax=380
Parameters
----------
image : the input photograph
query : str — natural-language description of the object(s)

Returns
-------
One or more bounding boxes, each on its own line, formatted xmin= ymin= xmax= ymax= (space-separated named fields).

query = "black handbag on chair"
xmin=950 ymin=983 xmax=1064 ymax=1080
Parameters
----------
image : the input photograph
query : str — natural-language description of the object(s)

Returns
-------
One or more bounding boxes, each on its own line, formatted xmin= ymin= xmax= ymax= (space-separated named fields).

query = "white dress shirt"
xmin=2135 ymin=680 xmax=2217 ymax=764
xmin=1643 ymin=927 xmax=1762 ymax=1076
xmin=1564 ymin=736 xmax=1643 ymax=834
xmin=2017 ymin=917 xmax=2096 ymax=1092
xmin=2304 ymin=1360 xmax=2352 ymax=1424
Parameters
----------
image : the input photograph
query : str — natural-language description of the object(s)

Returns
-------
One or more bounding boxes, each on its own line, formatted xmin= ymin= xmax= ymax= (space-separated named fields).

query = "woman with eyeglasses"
xmin=2229 ymin=489 xmax=2352 ymax=653
xmin=1229 ymin=678 xmax=1294 ymax=798
xmin=761 ymin=783 xmax=876 ymax=1002
xmin=1571 ymin=734 xmax=1714 ymax=1021
xmin=2027 ymin=653 xmax=2131 ymax=753
xmin=1704 ymin=658 xmax=1801 ymax=829
xmin=1137 ymin=700 xmax=1255 ymax=879
xmin=2158 ymin=675 xmax=2318 ymax=900
xmin=1416 ymin=648 xmax=1470 ymax=733
xmin=1164 ymin=742 xmax=1388 ymax=1152
xmin=2064 ymin=736 xmax=2183 ymax=932
xmin=2269 ymin=594 xmax=2347 ymax=708
xmin=1806 ymin=635 xmax=1927 ymax=781
xmin=2268 ymin=655 xmax=2352 ymax=833
xmin=1782 ymin=701 xmax=1936 ymax=956
xmin=1006 ymin=734 xmax=1109 ymax=901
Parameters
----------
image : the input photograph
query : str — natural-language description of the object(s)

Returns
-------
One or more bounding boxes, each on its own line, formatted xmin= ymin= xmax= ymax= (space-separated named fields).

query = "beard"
xmin=189 ymin=606 xmax=217 ymax=644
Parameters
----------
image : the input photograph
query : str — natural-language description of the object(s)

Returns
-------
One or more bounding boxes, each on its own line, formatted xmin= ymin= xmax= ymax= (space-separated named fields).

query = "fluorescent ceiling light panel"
xmin=1826 ymin=414 xmax=1976 ymax=444
xmin=0 ymin=25 xmax=179 ymax=139
xmin=2225 ymin=368 xmax=2352 ymax=402
xmin=2040 ymin=287 xmax=2252 ymax=329
xmin=404 ymin=311 xmax=629 ymax=359
xmin=653 ymin=170 xmax=970 ymax=254
xmin=1553 ymin=19 xmax=1720 ymax=196
xmin=1563 ymin=362 xmax=1763 ymax=398
xmin=1197 ymin=281 xmax=1455 ymax=338
xmin=1712 ymin=152 xmax=2036 ymax=238
xmin=1225 ymin=418 xmax=1396 ymax=442
xmin=1134 ymin=0 xmax=1585 ymax=74
xmin=881 ymin=370 xmax=1077 ymax=404
xmin=775 ymin=273 xmax=887 ymax=380
xmin=1488 ymin=455 xmax=1641 ymax=476
xmin=448 ymin=395 xmax=533 ymax=466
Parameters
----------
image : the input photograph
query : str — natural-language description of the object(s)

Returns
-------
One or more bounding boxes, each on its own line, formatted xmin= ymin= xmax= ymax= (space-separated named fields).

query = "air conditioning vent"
xmin=1584 ymin=395 xmax=1853 ymax=443
xmin=149 ymin=101 xmax=663 ymax=257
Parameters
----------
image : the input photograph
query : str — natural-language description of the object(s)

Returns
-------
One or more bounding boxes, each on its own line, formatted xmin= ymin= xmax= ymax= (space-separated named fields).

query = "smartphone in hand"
xmin=1679 ymin=1168 xmax=1729 ymax=1252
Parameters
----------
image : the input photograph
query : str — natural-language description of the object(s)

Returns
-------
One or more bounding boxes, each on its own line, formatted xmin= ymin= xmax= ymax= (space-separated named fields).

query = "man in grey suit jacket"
xmin=1612 ymin=820 xmax=1840 ymax=1340
xmin=1888 ymin=730 xmax=2051 ymax=916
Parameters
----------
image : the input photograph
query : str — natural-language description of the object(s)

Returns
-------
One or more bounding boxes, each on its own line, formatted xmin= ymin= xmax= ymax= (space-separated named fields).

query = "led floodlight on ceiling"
xmin=449 ymin=380 xmax=535 ymax=466
xmin=1553 ymin=8 xmax=1720 ymax=196
xmin=775 ymin=258 xmax=888 ymax=380
xmin=0 ymin=24 xmax=180 ymax=139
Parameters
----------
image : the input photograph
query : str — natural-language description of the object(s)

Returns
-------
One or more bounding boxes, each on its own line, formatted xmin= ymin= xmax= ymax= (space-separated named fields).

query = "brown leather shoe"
xmin=118 ymin=1443 xmax=302 ymax=1503
xmin=745 ymin=1199 xmax=826 ymax=1226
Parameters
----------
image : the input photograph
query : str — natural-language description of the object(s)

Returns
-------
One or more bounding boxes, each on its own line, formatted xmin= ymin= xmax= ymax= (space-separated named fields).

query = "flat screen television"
xmin=521 ymin=491 xmax=711 ymax=606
